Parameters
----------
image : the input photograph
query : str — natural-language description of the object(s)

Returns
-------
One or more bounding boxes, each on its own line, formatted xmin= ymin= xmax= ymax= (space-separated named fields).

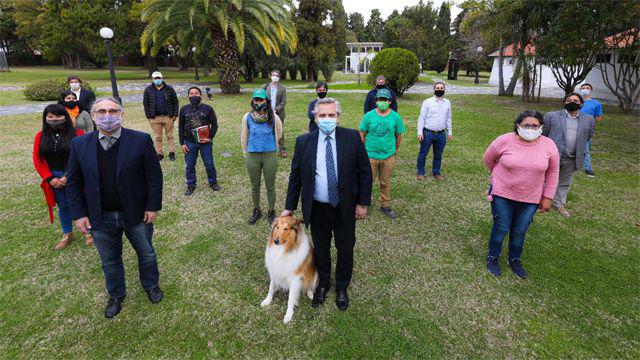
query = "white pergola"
xmin=345 ymin=42 xmax=384 ymax=74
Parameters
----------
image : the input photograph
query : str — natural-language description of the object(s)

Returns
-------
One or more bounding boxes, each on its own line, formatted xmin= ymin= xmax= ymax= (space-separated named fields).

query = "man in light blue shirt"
xmin=578 ymin=83 xmax=603 ymax=178
xmin=313 ymin=128 xmax=338 ymax=203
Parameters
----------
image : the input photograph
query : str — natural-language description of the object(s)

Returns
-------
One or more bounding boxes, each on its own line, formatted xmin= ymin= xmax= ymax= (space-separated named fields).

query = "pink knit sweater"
xmin=483 ymin=133 xmax=560 ymax=204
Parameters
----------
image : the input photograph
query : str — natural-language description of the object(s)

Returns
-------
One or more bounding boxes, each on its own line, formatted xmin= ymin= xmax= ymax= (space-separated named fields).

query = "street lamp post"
xmin=100 ymin=27 xmax=121 ymax=104
xmin=475 ymin=46 xmax=483 ymax=85
xmin=192 ymin=47 xmax=200 ymax=81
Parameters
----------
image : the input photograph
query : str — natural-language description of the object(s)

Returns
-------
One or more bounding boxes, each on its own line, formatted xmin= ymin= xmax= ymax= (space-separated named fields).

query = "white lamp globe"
xmin=100 ymin=27 xmax=114 ymax=39
xmin=477 ymin=46 xmax=483 ymax=53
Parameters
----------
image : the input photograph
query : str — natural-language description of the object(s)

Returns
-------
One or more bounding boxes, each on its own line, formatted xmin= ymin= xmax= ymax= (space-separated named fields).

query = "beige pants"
xmin=149 ymin=115 xmax=175 ymax=154
xmin=553 ymin=157 xmax=578 ymax=208
xmin=370 ymin=155 xmax=396 ymax=208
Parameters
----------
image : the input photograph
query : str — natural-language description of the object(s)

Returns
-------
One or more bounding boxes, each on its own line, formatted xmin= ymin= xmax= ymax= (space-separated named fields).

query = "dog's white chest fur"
xmin=264 ymin=240 xmax=309 ymax=289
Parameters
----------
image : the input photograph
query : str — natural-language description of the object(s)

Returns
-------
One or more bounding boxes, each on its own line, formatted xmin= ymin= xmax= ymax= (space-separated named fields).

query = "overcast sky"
xmin=343 ymin=0 xmax=462 ymax=22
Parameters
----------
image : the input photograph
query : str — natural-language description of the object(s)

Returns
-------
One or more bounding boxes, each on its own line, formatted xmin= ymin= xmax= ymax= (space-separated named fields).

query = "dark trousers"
xmin=185 ymin=140 xmax=217 ymax=187
xmin=310 ymin=201 xmax=356 ymax=290
xmin=91 ymin=211 xmax=160 ymax=298
xmin=488 ymin=196 xmax=538 ymax=260
xmin=416 ymin=129 xmax=447 ymax=176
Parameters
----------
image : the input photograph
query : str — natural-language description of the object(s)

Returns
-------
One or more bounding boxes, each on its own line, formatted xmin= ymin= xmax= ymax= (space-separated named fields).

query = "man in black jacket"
xmin=143 ymin=71 xmax=179 ymax=161
xmin=281 ymin=97 xmax=372 ymax=311
xmin=178 ymin=86 xmax=220 ymax=195
xmin=66 ymin=98 xmax=164 ymax=319
xmin=363 ymin=75 xmax=398 ymax=114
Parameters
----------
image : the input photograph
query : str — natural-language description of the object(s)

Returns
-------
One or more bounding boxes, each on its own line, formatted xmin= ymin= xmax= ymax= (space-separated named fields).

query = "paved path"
xmin=0 ymin=80 xmax=566 ymax=116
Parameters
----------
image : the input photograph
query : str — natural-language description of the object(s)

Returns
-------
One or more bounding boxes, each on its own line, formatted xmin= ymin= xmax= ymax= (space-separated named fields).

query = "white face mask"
xmin=579 ymin=88 xmax=591 ymax=97
xmin=271 ymin=75 xmax=280 ymax=83
xmin=70 ymin=83 xmax=81 ymax=91
xmin=517 ymin=125 xmax=543 ymax=141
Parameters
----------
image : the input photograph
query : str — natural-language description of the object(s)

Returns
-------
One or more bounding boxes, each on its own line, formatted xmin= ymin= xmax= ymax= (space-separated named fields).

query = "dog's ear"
xmin=268 ymin=221 xmax=277 ymax=243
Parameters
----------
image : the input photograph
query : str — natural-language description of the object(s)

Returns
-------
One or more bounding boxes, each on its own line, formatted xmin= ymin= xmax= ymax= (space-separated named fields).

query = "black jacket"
xmin=143 ymin=82 xmax=179 ymax=119
xmin=285 ymin=127 xmax=372 ymax=225
xmin=66 ymin=128 xmax=163 ymax=231
xmin=364 ymin=86 xmax=398 ymax=114
xmin=76 ymin=88 xmax=96 ymax=113
xmin=178 ymin=103 xmax=218 ymax=145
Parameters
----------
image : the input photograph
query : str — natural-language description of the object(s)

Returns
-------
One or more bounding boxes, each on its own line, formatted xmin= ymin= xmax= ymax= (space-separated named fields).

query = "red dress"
xmin=32 ymin=129 xmax=84 ymax=223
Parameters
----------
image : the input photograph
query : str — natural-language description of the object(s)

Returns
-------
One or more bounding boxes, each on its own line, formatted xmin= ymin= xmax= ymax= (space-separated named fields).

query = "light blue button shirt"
xmin=313 ymin=130 xmax=338 ymax=203
xmin=270 ymin=86 xmax=277 ymax=110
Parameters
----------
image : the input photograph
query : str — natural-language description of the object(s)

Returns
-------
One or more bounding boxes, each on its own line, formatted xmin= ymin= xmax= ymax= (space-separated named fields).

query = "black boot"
xmin=267 ymin=210 xmax=276 ymax=225
xmin=185 ymin=186 xmax=195 ymax=196
xmin=248 ymin=208 xmax=262 ymax=225
xmin=145 ymin=286 xmax=164 ymax=303
xmin=105 ymin=296 xmax=125 ymax=319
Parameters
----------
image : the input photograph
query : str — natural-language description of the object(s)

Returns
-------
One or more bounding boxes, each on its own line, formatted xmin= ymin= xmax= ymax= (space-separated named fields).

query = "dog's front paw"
xmin=260 ymin=297 xmax=272 ymax=307
xmin=283 ymin=311 xmax=294 ymax=324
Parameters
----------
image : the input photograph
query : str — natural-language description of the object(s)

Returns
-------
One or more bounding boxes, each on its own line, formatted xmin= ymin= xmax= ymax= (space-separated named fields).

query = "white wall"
xmin=488 ymin=57 xmax=557 ymax=88
xmin=580 ymin=52 xmax=639 ymax=107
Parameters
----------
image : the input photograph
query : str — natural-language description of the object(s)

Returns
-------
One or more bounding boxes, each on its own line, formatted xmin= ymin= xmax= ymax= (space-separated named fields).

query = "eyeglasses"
xmin=94 ymin=109 xmax=122 ymax=115
xmin=519 ymin=124 xmax=541 ymax=130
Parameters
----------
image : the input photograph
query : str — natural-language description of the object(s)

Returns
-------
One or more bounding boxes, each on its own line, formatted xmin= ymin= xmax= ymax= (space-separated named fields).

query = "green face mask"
xmin=376 ymin=100 xmax=390 ymax=111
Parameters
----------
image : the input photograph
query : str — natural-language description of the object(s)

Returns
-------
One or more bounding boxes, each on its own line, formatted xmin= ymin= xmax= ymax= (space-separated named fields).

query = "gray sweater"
xmin=75 ymin=111 xmax=95 ymax=133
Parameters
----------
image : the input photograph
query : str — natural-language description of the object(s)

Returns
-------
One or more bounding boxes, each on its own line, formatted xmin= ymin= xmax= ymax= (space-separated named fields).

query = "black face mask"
xmin=189 ymin=96 xmax=201 ymax=107
xmin=317 ymin=91 xmax=327 ymax=99
xmin=62 ymin=100 xmax=77 ymax=108
xmin=376 ymin=84 xmax=386 ymax=89
xmin=46 ymin=119 xmax=67 ymax=130
xmin=434 ymin=90 xmax=445 ymax=97
xmin=564 ymin=102 xmax=581 ymax=112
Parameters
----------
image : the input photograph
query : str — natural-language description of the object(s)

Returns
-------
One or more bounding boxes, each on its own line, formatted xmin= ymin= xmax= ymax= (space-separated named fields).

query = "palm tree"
xmin=142 ymin=0 xmax=297 ymax=94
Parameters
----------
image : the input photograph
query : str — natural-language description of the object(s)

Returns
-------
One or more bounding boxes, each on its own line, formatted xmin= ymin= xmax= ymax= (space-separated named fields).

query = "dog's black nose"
xmin=274 ymin=238 xmax=280 ymax=245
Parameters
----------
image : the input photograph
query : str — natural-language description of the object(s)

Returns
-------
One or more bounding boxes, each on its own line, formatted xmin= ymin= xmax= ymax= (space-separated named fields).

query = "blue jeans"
xmin=488 ymin=195 xmax=538 ymax=260
xmin=51 ymin=170 xmax=72 ymax=233
xmin=416 ymin=129 xmax=447 ymax=176
xmin=584 ymin=139 xmax=592 ymax=172
xmin=185 ymin=140 xmax=217 ymax=187
xmin=90 ymin=212 xmax=159 ymax=298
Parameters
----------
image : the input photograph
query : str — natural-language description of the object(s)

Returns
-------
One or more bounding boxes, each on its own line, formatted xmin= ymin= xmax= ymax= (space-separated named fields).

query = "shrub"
xmin=23 ymin=79 xmax=68 ymax=101
xmin=368 ymin=48 xmax=420 ymax=96
xmin=23 ymin=79 xmax=95 ymax=101
xmin=320 ymin=62 xmax=335 ymax=82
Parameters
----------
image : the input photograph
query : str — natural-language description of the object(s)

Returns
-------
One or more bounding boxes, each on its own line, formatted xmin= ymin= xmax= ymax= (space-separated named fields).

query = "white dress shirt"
xmin=313 ymin=130 xmax=338 ymax=203
xmin=71 ymin=89 xmax=81 ymax=102
xmin=416 ymin=96 xmax=452 ymax=136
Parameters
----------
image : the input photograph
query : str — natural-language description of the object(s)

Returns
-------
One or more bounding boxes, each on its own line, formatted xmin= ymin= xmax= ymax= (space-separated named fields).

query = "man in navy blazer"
xmin=66 ymin=98 xmax=164 ymax=319
xmin=282 ymin=97 xmax=372 ymax=311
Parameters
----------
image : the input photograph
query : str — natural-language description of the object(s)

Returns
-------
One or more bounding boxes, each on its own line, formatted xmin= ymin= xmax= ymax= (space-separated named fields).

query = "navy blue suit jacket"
xmin=66 ymin=128 xmax=163 ymax=231
xmin=285 ymin=127 xmax=372 ymax=225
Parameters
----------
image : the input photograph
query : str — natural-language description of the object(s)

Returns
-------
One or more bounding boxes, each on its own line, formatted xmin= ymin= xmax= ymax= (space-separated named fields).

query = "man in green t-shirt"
xmin=359 ymin=88 xmax=405 ymax=219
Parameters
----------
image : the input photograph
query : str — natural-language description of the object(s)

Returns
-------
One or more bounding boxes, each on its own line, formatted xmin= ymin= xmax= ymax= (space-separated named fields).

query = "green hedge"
xmin=23 ymin=79 xmax=95 ymax=101
xmin=368 ymin=48 xmax=420 ymax=96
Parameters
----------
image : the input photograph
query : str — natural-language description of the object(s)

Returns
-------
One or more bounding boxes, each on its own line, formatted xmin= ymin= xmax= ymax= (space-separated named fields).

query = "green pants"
xmin=245 ymin=152 xmax=278 ymax=211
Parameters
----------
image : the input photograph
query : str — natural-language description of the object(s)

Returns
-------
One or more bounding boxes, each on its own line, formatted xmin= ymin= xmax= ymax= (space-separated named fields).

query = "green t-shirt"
xmin=359 ymin=109 xmax=406 ymax=160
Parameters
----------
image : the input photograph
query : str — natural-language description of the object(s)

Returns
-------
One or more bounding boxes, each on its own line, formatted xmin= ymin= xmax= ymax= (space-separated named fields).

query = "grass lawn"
xmin=0 ymin=91 xmax=638 ymax=358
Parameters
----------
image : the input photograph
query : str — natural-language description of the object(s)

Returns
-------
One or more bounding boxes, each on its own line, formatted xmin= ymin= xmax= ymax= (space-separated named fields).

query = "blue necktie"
xmin=325 ymin=136 xmax=339 ymax=207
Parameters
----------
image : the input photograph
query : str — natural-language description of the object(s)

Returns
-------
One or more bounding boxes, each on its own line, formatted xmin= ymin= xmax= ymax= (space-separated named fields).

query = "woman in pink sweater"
xmin=483 ymin=110 xmax=560 ymax=278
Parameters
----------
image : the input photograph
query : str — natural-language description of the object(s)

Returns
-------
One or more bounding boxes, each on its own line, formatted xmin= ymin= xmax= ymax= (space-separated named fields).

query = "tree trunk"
xmin=300 ymin=66 xmax=307 ymax=81
xmin=504 ymin=59 xmax=521 ymax=96
xmin=289 ymin=67 xmax=297 ymax=80
xmin=145 ymin=50 xmax=157 ymax=77
xmin=210 ymin=27 xmax=240 ymax=94
xmin=306 ymin=62 xmax=316 ymax=83
xmin=498 ymin=41 xmax=505 ymax=95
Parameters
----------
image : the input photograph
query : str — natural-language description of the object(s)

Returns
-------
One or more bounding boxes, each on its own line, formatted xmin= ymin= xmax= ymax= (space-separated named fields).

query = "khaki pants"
xmin=370 ymin=155 xmax=396 ymax=208
xmin=553 ymin=157 xmax=578 ymax=208
xmin=149 ymin=115 xmax=175 ymax=154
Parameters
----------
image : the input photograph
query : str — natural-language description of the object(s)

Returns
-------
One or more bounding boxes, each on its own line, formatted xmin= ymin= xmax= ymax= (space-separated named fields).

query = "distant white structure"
xmin=488 ymin=34 xmax=639 ymax=107
xmin=344 ymin=42 xmax=383 ymax=74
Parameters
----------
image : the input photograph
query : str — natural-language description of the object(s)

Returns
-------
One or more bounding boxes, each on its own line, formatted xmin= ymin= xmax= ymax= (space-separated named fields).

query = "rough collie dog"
xmin=261 ymin=216 xmax=318 ymax=323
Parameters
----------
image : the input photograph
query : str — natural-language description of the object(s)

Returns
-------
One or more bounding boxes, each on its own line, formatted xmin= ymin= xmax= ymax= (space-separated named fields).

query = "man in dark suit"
xmin=68 ymin=75 xmax=96 ymax=113
xmin=364 ymin=75 xmax=398 ymax=114
xmin=66 ymin=98 xmax=164 ymax=319
xmin=281 ymin=97 xmax=372 ymax=311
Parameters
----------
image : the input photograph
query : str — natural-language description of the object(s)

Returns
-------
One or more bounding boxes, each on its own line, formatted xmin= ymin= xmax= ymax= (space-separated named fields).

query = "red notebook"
xmin=192 ymin=125 xmax=210 ymax=143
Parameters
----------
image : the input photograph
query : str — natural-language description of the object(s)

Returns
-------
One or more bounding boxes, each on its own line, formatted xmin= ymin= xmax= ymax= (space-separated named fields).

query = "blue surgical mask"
xmin=317 ymin=118 xmax=337 ymax=135
xmin=153 ymin=79 xmax=163 ymax=86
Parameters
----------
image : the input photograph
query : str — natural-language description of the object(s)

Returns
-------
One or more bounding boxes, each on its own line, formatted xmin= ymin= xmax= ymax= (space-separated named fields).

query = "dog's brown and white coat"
xmin=261 ymin=216 xmax=318 ymax=323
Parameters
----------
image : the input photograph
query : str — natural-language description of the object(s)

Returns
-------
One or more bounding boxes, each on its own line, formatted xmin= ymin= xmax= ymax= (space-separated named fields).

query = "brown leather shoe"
xmin=416 ymin=175 xmax=425 ymax=181
xmin=55 ymin=233 xmax=73 ymax=250
xmin=84 ymin=233 xmax=94 ymax=246
xmin=433 ymin=174 xmax=445 ymax=180
xmin=555 ymin=206 xmax=571 ymax=218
